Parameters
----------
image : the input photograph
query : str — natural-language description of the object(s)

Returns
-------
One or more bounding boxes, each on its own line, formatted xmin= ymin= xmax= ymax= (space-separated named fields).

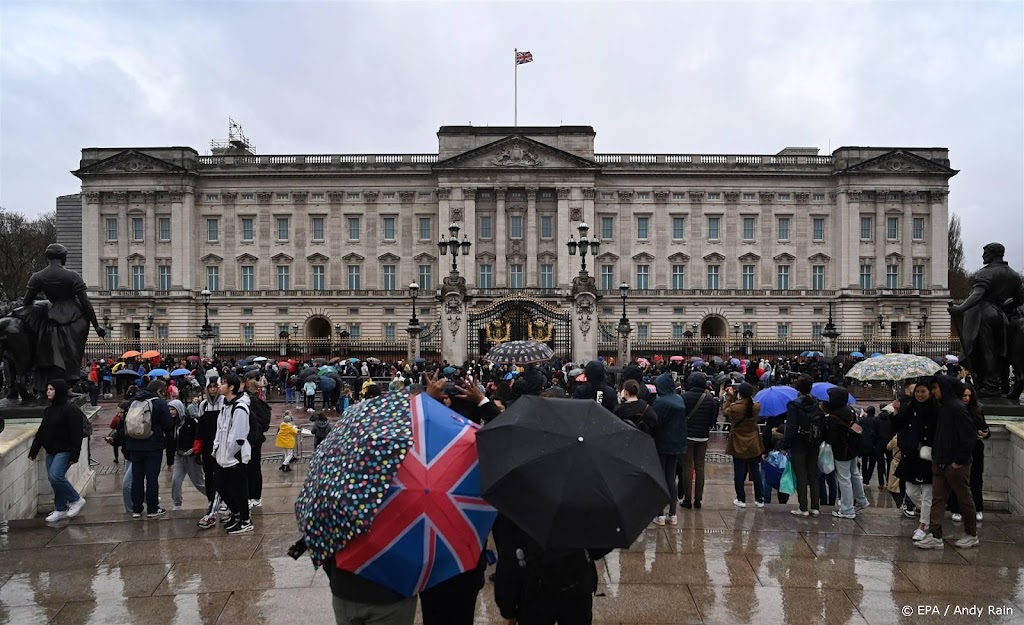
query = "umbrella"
xmin=810 ymin=382 xmax=856 ymax=404
xmin=850 ymin=351 xmax=865 ymax=358
xmin=244 ymin=364 xmax=261 ymax=372
xmin=312 ymin=358 xmax=327 ymax=365
xmin=870 ymin=352 xmax=883 ymax=358
xmin=170 ymin=368 xmax=191 ymax=377
xmin=567 ymin=368 xmax=584 ymax=378
xmin=845 ymin=354 xmax=942 ymax=382
xmin=442 ymin=366 xmax=457 ymax=376
xmin=121 ymin=350 xmax=141 ymax=359
xmin=646 ymin=383 xmax=657 ymax=394
xmin=186 ymin=355 xmax=201 ymax=362
xmin=504 ymin=372 xmax=519 ymax=381
xmin=635 ymin=358 xmax=651 ymax=368
xmin=575 ymin=374 xmax=587 ymax=382
xmin=759 ymin=371 xmax=771 ymax=382
xmin=236 ymin=360 xmax=249 ymax=367
xmin=245 ymin=370 xmax=261 ymax=379
xmin=689 ymin=356 xmax=702 ymax=362
xmin=349 ymin=358 xmax=360 ymax=364
xmin=367 ymin=357 xmax=381 ymax=364
xmin=729 ymin=371 xmax=745 ymax=382
xmin=483 ymin=340 xmax=554 ymax=365
xmin=141 ymin=350 xmax=161 ymax=360
xmin=670 ymin=355 xmax=684 ymax=363
xmin=691 ymin=358 xmax=706 ymax=368
xmin=299 ymin=368 xmax=320 ymax=379
xmin=944 ymin=355 xmax=959 ymax=364
xmin=711 ymin=356 xmax=724 ymax=365
xmin=304 ymin=372 xmax=321 ymax=381
xmin=476 ymin=396 xmax=670 ymax=549
xmin=730 ymin=358 xmax=741 ymax=367
xmin=253 ymin=356 xmax=268 ymax=362
xmin=298 ymin=392 xmax=496 ymax=596
xmin=277 ymin=361 xmax=292 ymax=370
xmin=754 ymin=386 xmax=798 ymax=417
xmin=801 ymin=351 xmax=824 ymax=358
xmin=414 ymin=357 xmax=427 ymax=364
xmin=115 ymin=369 xmax=141 ymax=378
xmin=149 ymin=368 xmax=170 ymax=378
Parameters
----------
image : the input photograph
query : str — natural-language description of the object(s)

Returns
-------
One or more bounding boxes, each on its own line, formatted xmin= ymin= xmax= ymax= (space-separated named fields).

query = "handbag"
xmin=780 ymin=460 xmax=797 ymax=495
xmin=817 ymin=442 xmax=835 ymax=474
xmin=918 ymin=445 xmax=932 ymax=461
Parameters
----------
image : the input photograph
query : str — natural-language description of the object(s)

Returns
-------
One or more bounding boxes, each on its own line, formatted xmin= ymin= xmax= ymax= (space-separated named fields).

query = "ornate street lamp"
xmin=917 ymin=311 xmax=929 ymax=336
xmin=409 ymin=282 xmax=420 ymax=326
xmin=566 ymin=222 xmax=601 ymax=275
xmin=437 ymin=223 xmax=471 ymax=274
xmin=618 ymin=282 xmax=629 ymax=327
xmin=198 ymin=289 xmax=213 ymax=339
xmin=822 ymin=302 xmax=842 ymax=358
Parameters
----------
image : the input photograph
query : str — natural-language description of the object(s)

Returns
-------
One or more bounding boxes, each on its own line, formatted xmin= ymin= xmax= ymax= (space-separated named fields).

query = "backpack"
xmin=125 ymin=398 xmax=155 ymax=439
xmin=795 ymin=399 xmax=827 ymax=444
xmin=518 ymin=542 xmax=597 ymax=599
xmin=247 ymin=395 xmax=272 ymax=444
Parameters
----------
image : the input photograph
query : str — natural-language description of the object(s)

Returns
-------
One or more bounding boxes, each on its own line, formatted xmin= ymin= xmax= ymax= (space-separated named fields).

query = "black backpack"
xmin=795 ymin=399 xmax=827 ymax=444
xmin=518 ymin=541 xmax=597 ymax=600
xmin=247 ymin=394 xmax=272 ymax=444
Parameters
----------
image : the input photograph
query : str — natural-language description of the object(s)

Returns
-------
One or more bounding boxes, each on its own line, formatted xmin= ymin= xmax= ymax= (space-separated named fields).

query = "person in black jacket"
xmin=571 ymin=360 xmax=618 ymax=412
xmin=29 ymin=379 xmax=87 ymax=523
xmin=679 ymin=372 xmax=717 ymax=509
xmin=892 ymin=380 xmax=937 ymax=541
xmin=197 ymin=380 xmax=224 ymax=529
xmin=782 ymin=375 xmax=824 ymax=517
xmin=620 ymin=364 xmax=652 ymax=404
xmin=124 ymin=380 xmax=175 ymax=519
xmin=859 ymin=407 xmax=888 ymax=488
xmin=947 ymin=384 xmax=989 ymax=521
xmin=916 ymin=375 xmax=981 ymax=550
xmin=613 ymin=379 xmax=657 ymax=435
xmin=824 ymin=388 xmax=868 ymax=519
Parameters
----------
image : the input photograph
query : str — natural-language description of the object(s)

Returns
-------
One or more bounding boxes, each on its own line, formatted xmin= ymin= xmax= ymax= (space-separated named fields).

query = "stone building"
xmin=69 ymin=125 xmax=956 ymax=362
xmin=55 ymin=193 xmax=83 ymax=275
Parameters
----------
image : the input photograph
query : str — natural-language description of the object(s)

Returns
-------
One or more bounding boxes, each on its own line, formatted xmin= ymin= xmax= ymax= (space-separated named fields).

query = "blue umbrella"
xmin=810 ymin=382 xmax=856 ymax=404
xmin=692 ymin=358 xmax=706 ymax=368
xmin=729 ymin=358 xmax=741 ymax=366
xmin=349 ymin=358 xmax=360 ymax=364
xmin=414 ymin=357 xmax=427 ymax=364
xmin=800 ymin=351 xmax=825 ymax=358
xmin=236 ymin=360 xmax=249 ymax=367
xmin=170 ymin=368 xmax=191 ymax=377
xmin=870 ymin=352 xmax=883 ymax=358
xmin=442 ymin=366 xmax=457 ymax=376
xmin=149 ymin=368 xmax=170 ymax=378
xmin=850 ymin=351 xmax=865 ymax=358
xmin=504 ymin=372 xmax=519 ymax=381
xmin=754 ymin=386 xmax=798 ymax=417
xmin=759 ymin=371 xmax=771 ymax=382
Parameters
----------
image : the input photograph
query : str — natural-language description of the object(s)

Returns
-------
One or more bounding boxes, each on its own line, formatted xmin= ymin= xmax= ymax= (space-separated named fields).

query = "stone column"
xmin=929 ymin=190 xmax=949 ymax=289
xmin=170 ymin=191 xmax=193 ymax=289
xmin=406 ymin=323 xmax=422 ymax=363
xmin=114 ymin=192 xmax=129 ymax=287
xmin=460 ymin=187 xmax=476 ymax=285
xmin=557 ymin=188 xmax=574 ymax=288
xmin=571 ymin=275 xmax=599 ymax=364
xmin=144 ymin=192 xmax=156 ymax=288
xmin=200 ymin=336 xmax=215 ymax=360
xmin=901 ymin=192 xmax=913 ymax=287
xmin=525 ymin=188 xmax=538 ymax=287
xmin=82 ymin=191 xmax=101 ymax=286
xmin=495 ymin=188 xmax=507 ymax=286
xmin=617 ymin=320 xmax=632 ymax=365
xmin=440 ymin=278 xmax=468 ymax=364
xmin=874 ymin=190 xmax=886 ymax=279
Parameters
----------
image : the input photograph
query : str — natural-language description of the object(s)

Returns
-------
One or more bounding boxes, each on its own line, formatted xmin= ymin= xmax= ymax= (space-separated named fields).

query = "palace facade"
xmin=69 ymin=125 xmax=956 ymax=360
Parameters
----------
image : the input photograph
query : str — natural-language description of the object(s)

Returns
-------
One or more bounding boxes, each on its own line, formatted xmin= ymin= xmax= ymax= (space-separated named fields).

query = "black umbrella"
xmin=299 ymin=367 xmax=319 ymax=379
xmin=476 ymin=396 xmax=669 ymax=550
xmin=483 ymin=340 xmax=554 ymax=365
xmin=115 ymin=369 xmax=141 ymax=377
xmin=245 ymin=370 xmax=261 ymax=379
xmin=312 ymin=358 xmax=327 ymax=365
xmin=244 ymin=364 xmax=260 ymax=372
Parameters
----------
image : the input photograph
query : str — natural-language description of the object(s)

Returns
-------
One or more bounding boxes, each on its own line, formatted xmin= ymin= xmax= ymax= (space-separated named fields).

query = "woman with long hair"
xmin=724 ymin=383 xmax=764 ymax=508
xmin=948 ymin=384 xmax=989 ymax=522
xmin=892 ymin=379 xmax=937 ymax=541
xmin=28 ymin=379 xmax=87 ymax=523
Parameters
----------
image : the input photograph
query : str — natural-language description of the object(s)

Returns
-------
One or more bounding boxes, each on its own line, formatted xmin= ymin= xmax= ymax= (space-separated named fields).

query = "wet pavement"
xmin=2 ymin=401 xmax=1023 ymax=624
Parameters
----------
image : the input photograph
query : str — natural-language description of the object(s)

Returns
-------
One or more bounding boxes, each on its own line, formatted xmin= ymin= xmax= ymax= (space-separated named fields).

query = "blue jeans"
xmin=130 ymin=450 xmax=163 ymax=513
xmin=818 ymin=470 xmax=838 ymax=506
xmin=285 ymin=387 xmax=294 ymax=403
xmin=733 ymin=457 xmax=764 ymax=503
xmin=122 ymin=460 xmax=133 ymax=513
xmin=45 ymin=452 xmax=81 ymax=512
xmin=835 ymin=458 xmax=868 ymax=515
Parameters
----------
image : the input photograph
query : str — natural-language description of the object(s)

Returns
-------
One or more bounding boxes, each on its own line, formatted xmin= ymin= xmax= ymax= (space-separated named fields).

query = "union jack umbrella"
xmin=295 ymin=391 xmax=496 ymax=596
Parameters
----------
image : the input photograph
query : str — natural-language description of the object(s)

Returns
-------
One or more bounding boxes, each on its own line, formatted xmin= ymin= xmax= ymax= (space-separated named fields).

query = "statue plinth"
xmin=0 ymin=393 xmax=88 ymax=422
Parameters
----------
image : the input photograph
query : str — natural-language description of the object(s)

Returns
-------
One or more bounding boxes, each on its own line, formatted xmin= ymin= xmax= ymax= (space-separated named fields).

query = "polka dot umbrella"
xmin=483 ymin=340 xmax=554 ymax=365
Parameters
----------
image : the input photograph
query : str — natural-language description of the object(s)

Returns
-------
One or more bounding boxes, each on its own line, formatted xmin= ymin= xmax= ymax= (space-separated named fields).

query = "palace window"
xmin=671 ymin=265 xmax=685 ymax=290
xmin=672 ymin=323 xmax=686 ymax=340
xmin=707 ymin=192 xmax=721 ymax=200
xmin=509 ymin=264 xmax=524 ymax=288
xmin=131 ymin=217 xmax=144 ymax=241
xmin=382 ymin=265 xmax=396 ymax=290
xmin=158 ymin=266 xmax=171 ymax=291
xmin=742 ymin=265 xmax=755 ymax=291
xmin=743 ymin=193 xmax=755 ymax=201
xmin=241 ymin=193 xmax=254 ymax=201
xmin=636 ymin=217 xmax=650 ymax=240
xmin=419 ymin=217 xmax=432 ymax=240
xmin=778 ymin=193 xmax=791 ymax=200
xmin=384 ymin=323 xmax=396 ymax=343
xmin=912 ymin=265 xmax=925 ymax=289
xmin=887 ymin=217 xmax=899 ymax=241
xmin=311 ymin=217 xmax=325 ymax=241
xmin=241 ymin=218 xmax=254 ymax=241
xmin=743 ymin=217 xmax=755 ymax=241
xmin=348 ymin=323 xmax=361 ymax=339
xmin=132 ymin=266 xmax=145 ymax=290
xmin=347 ymin=193 xmax=360 ymax=200
xmin=777 ymin=323 xmax=790 ymax=340
xmin=157 ymin=324 xmax=169 ymax=340
xmin=510 ymin=215 xmax=524 ymax=239
xmin=672 ymin=217 xmax=685 ymax=240
xmin=601 ymin=217 xmax=614 ymax=240
xmin=347 ymin=266 xmax=361 ymax=290
xmin=636 ymin=192 xmax=650 ymax=200
xmin=777 ymin=265 xmax=790 ymax=290
xmin=241 ymin=266 xmax=255 ymax=291
xmin=382 ymin=217 xmax=396 ymax=241
xmin=540 ymin=215 xmax=553 ymax=239
xmin=347 ymin=217 xmax=360 ymax=241
xmin=707 ymin=265 xmax=720 ymax=290
xmin=913 ymin=217 xmax=925 ymax=240
xmin=860 ymin=216 xmax=873 ymax=241
xmin=478 ymin=264 xmax=493 ymax=289
xmin=311 ymin=265 xmax=325 ymax=291
xmin=635 ymin=265 xmax=650 ymax=290
xmin=311 ymin=193 xmax=325 ymax=201
xmin=479 ymin=215 xmax=493 ymax=239
xmin=243 ymin=324 xmax=255 ymax=342
xmin=106 ymin=218 xmax=118 ymax=242
xmin=600 ymin=265 xmax=614 ymax=290
xmin=860 ymin=264 xmax=873 ymax=289
xmin=707 ymin=217 xmax=721 ymax=240
xmin=158 ymin=218 xmax=171 ymax=241
xmin=207 ymin=218 xmax=219 ymax=242
xmin=276 ymin=193 xmax=290 ymax=200
xmin=540 ymin=264 xmax=554 ymax=288
xmin=863 ymin=322 xmax=875 ymax=338
xmin=276 ymin=265 xmax=290 ymax=291
xmin=777 ymin=217 xmax=791 ymax=241
xmin=418 ymin=265 xmax=432 ymax=290
xmin=672 ymin=192 xmax=686 ymax=200
xmin=813 ymin=193 xmax=825 ymax=201
xmin=812 ymin=323 xmax=823 ymax=340
xmin=106 ymin=266 xmax=119 ymax=290
xmin=276 ymin=217 xmax=289 ymax=241
xmin=886 ymin=265 xmax=899 ymax=289
xmin=813 ymin=218 xmax=825 ymax=241
xmin=811 ymin=265 xmax=825 ymax=291
xmin=636 ymin=323 xmax=649 ymax=340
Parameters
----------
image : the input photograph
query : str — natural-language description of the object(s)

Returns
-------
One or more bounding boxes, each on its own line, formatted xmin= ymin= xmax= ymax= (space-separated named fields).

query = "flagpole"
xmin=514 ymin=48 xmax=518 ymax=127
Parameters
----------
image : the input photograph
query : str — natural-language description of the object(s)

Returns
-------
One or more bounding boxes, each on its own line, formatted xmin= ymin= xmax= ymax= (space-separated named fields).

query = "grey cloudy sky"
xmin=2 ymin=0 xmax=1021 ymax=269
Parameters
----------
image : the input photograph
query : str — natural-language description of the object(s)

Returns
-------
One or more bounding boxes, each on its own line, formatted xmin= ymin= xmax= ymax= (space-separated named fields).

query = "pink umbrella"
xmin=635 ymin=358 xmax=651 ymax=368
xmin=670 ymin=356 xmax=684 ymax=363
xmin=646 ymin=383 xmax=657 ymax=394
xmin=575 ymin=374 xmax=587 ymax=382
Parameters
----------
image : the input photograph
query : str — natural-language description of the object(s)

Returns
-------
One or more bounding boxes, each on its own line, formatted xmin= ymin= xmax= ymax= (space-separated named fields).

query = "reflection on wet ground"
xmin=2 ymin=456 xmax=1023 ymax=624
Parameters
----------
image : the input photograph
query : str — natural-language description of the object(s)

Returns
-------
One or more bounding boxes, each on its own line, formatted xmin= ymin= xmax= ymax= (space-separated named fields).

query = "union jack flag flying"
xmin=334 ymin=393 xmax=497 ymax=597
xmin=516 ymin=50 xmax=533 ymax=65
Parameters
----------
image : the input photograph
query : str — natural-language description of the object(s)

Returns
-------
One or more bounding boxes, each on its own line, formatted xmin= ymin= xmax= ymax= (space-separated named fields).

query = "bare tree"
xmin=0 ymin=207 xmax=57 ymax=302
xmin=948 ymin=213 xmax=971 ymax=300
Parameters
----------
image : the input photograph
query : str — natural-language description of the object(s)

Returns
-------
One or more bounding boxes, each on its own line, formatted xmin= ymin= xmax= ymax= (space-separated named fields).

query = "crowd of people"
xmin=21 ymin=347 xmax=991 ymax=625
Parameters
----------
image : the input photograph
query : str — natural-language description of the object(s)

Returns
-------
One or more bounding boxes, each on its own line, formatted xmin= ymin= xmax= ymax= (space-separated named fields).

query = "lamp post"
xmin=917 ymin=312 xmax=929 ymax=336
xmin=617 ymin=282 xmax=631 ymax=363
xmin=566 ymin=222 xmax=601 ymax=275
xmin=407 ymin=281 xmax=422 ymax=362
xmin=334 ymin=323 xmax=343 ymax=358
xmin=409 ymin=282 xmax=420 ymax=326
xmin=198 ymin=289 xmax=214 ymax=359
xmin=437 ymin=223 xmax=471 ymax=275
xmin=822 ymin=302 xmax=841 ymax=358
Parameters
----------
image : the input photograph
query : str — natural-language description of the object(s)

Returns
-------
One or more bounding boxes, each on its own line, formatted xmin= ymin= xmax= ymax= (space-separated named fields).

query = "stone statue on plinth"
xmin=948 ymin=242 xmax=1024 ymax=401
xmin=0 ymin=243 xmax=105 ymax=404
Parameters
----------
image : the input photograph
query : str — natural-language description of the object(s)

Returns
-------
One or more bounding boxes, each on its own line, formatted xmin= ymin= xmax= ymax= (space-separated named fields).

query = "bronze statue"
xmin=948 ymin=242 xmax=1024 ymax=399
xmin=0 ymin=243 xmax=105 ymax=402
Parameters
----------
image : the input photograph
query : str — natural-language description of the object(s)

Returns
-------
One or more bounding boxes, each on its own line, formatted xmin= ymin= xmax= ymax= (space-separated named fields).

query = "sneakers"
xmin=219 ymin=503 xmax=229 ymax=513
xmin=954 ymin=534 xmax=980 ymax=549
xmin=67 ymin=497 xmax=86 ymax=518
xmin=223 ymin=517 xmax=240 ymax=533
xmin=733 ymin=499 xmax=747 ymax=509
xmin=791 ymin=509 xmax=810 ymax=517
xmin=197 ymin=514 xmax=217 ymax=530
xmin=902 ymin=505 xmax=918 ymax=519
xmin=832 ymin=510 xmax=856 ymax=519
xmin=132 ymin=512 xmax=143 ymax=520
xmin=666 ymin=515 xmax=678 ymax=526
xmin=227 ymin=520 xmax=254 ymax=535
xmin=912 ymin=528 xmax=928 ymax=541
xmin=45 ymin=510 xmax=68 ymax=523
xmin=248 ymin=499 xmax=262 ymax=509
xmin=809 ymin=509 xmax=821 ymax=517
xmin=653 ymin=516 xmax=666 ymax=526
xmin=755 ymin=500 xmax=765 ymax=509
xmin=855 ymin=502 xmax=870 ymax=512
xmin=951 ymin=513 xmax=962 ymax=523
xmin=915 ymin=535 xmax=945 ymax=550
xmin=148 ymin=508 xmax=167 ymax=519
xmin=679 ymin=499 xmax=692 ymax=510
xmin=172 ymin=505 xmax=182 ymax=511
xmin=977 ymin=512 xmax=984 ymax=521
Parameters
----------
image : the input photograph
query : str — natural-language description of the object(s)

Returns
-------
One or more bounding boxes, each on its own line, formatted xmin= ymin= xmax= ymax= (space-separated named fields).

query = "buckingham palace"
xmin=64 ymin=124 xmax=957 ymax=363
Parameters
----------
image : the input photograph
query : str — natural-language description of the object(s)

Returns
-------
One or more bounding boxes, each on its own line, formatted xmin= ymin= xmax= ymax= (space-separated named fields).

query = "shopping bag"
xmin=764 ymin=458 xmax=784 ymax=490
xmin=780 ymin=460 xmax=797 ymax=495
xmin=766 ymin=449 xmax=788 ymax=471
xmin=817 ymin=442 xmax=835 ymax=474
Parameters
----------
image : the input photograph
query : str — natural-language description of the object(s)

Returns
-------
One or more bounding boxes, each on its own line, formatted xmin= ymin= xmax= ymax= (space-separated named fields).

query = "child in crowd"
xmin=311 ymin=411 xmax=331 ymax=448
xmin=107 ymin=403 xmax=125 ymax=464
xmin=276 ymin=413 xmax=299 ymax=472
xmin=303 ymin=378 xmax=317 ymax=409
